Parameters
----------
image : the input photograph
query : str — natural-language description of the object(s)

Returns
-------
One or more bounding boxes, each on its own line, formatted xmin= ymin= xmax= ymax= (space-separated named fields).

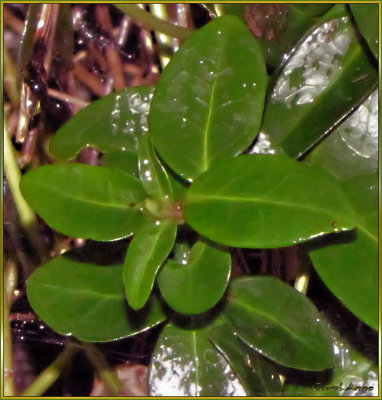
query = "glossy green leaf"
xmin=185 ymin=155 xmax=356 ymax=249
xmin=224 ymin=276 xmax=333 ymax=371
xmin=210 ymin=324 xmax=283 ymax=396
xmin=285 ymin=321 xmax=378 ymax=396
xmin=50 ymin=87 xmax=155 ymax=160
xmin=243 ymin=4 xmax=332 ymax=70
xmin=138 ymin=134 xmax=172 ymax=199
xmin=306 ymin=90 xmax=378 ymax=181
xmin=158 ymin=240 xmax=231 ymax=314
xmin=350 ymin=4 xmax=379 ymax=60
xmin=310 ymin=174 xmax=378 ymax=330
xmin=261 ymin=5 xmax=377 ymax=158
xmin=150 ymin=16 xmax=267 ymax=182
xmin=291 ymin=4 xmax=334 ymax=17
xmin=26 ymin=257 xmax=166 ymax=342
xmin=102 ymin=150 xmax=138 ymax=177
xmin=217 ymin=4 xmax=333 ymax=70
xmin=20 ymin=164 xmax=147 ymax=241
xmin=149 ymin=323 xmax=246 ymax=396
xmin=123 ymin=220 xmax=177 ymax=310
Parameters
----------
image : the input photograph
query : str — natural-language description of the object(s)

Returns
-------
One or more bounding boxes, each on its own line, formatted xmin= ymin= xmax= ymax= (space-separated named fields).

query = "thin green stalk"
xmin=4 ymin=119 xmax=37 ymax=230
xmin=22 ymin=346 xmax=77 ymax=396
xmin=115 ymin=4 xmax=192 ymax=40
xmin=150 ymin=4 xmax=173 ymax=68
xmin=82 ymin=343 xmax=122 ymax=395
xmin=3 ymin=265 xmax=17 ymax=396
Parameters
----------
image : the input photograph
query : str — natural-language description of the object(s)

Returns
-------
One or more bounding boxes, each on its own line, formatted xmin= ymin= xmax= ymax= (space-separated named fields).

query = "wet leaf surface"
xmin=150 ymin=15 xmax=267 ymax=181
xmin=123 ymin=220 xmax=177 ymax=310
xmin=218 ymin=4 xmax=333 ymax=70
xmin=350 ymin=4 xmax=379 ymax=60
xmin=26 ymin=257 xmax=166 ymax=342
xmin=185 ymin=155 xmax=356 ymax=248
xmin=224 ymin=276 xmax=333 ymax=371
xmin=148 ymin=323 xmax=246 ymax=396
xmin=50 ymin=87 xmax=155 ymax=160
xmin=310 ymin=174 xmax=378 ymax=330
xmin=158 ymin=240 xmax=231 ymax=314
xmin=210 ymin=324 xmax=283 ymax=396
xmin=261 ymin=5 xmax=377 ymax=158
xmin=306 ymin=90 xmax=378 ymax=181
xmin=138 ymin=134 xmax=172 ymax=200
xmin=284 ymin=321 xmax=378 ymax=396
xmin=20 ymin=164 xmax=147 ymax=241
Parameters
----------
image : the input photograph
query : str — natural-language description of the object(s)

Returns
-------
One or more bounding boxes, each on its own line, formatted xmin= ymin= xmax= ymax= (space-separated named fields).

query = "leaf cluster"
xmin=20 ymin=5 xmax=378 ymax=396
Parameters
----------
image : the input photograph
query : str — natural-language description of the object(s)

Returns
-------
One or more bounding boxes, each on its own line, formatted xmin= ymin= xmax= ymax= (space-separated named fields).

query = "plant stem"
xmin=3 ymin=263 xmax=17 ymax=396
xmin=82 ymin=343 xmax=122 ymax=395
xmin=4 ymin=119 xmax=37 ymax=230
xmin=149 ymin=4 xmax=172 ymax=68
xmin=115 ymin=4 xmax=192 ymax=40
xmin=22 ymin=346 xmax=77 ymax=396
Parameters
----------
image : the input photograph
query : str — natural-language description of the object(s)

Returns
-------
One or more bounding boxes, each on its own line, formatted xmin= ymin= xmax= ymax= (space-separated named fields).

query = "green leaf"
xmin=148 ymin=323 xmax=246 ymax=396
xmin=224 ymin=276 xmax=333 ymax=371
xmin=150 ymin=15 xmax=267 ymax=181
xmin=243 ymin=4 xmax=332 ymax=70
xmin=26 ymin=257 xmax=166 ymax=342
xmin=210 ymin=324 xmax=283 ymax=396
xmin=138 ymin=134 xmax=172 ymax=199
xmin=216 ymin=4 xmax=333 ymax=71
xmin=20 ymin=164 xmax=147 ymax=241
xmin=350 ymin=4 xmax=379 ymax=60
xmin=157 ymin=240 xmax=231 ymax=314
xmin=291 ymin=4 xmax=334 ymax=17
xmin=50 ymin=87 xmax=155 ymax=160
xmin=284 ymin=321 xmax=378 ymax=396
xmin=185 ymin=155 xmax=356 ymax=249
xmin=261 ymin=5 xmax=377 ymax=158
xmin=306 ymin=90 xmax=378 ymax=181
xmin=123 ymin=220 xmax=177 ymax=310
xmin=310 ymin=174 xmax=378 ymax=330
xmin=102 ymin=149 xmax=138 ymax=177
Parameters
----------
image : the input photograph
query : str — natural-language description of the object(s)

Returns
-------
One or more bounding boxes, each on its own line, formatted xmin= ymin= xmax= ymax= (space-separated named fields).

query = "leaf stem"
xmin=149 ymin=4 xmax=173 ymax=68
xmin=115 ymin=4 xmax=192 ymax=40
xmin=82 ymin=343 xmax=122 ymax=395
xmin=22 ymin=346 xmax=77 ymax=396
xmin=4 ymin=119 xmax=37 ymax=230
xmin=3 ymin=262 xmax=17 ymax=396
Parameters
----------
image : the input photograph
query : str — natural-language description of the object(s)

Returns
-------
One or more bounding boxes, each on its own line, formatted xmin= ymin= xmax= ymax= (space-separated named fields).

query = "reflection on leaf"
xmin=149 ymin=323 xmax=246 ymax=396
xmin=306 ymin=90 xmax=378 ymax=181
xmin=284 ymin=321 xmax=378 ymax=396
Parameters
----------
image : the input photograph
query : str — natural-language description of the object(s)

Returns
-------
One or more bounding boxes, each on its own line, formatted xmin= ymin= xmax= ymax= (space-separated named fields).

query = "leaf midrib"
xmin=191 ymin=331 xmax=200 ymax=396
xmin=33 ymin=181 xmax=133 ymax=211
xmin=32 ymin=282 xmax=122 ymax=300
xmin=230 ymin=297 xmax=312 ymax=347
xmin=202 ymin=44 xmax=224 ymax=172
xmin=189 ymin=193 xmax=350 ymax=221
